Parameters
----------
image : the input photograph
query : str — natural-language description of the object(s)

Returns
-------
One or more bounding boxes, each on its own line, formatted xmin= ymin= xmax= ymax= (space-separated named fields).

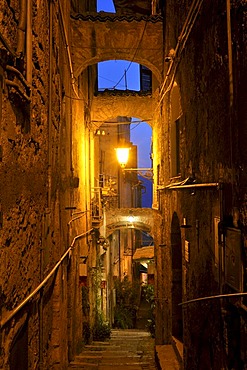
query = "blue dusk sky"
xmin=98 ymin=60 xmax=152 ymax=169
xmin=96 ymin=1 xmax=152 ymax=169
xmin=97 ymin=0 xmax=116 ymax=12
xmin=96 ymin=0 xmax=153 ymax=207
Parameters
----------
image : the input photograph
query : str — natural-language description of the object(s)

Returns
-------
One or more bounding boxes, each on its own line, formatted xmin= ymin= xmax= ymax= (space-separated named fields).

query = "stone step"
xmin=74 ymin=355 xmax=102 ymax=363
xmin=69 ymin=361 xmax=98 ymax=368
xmin=84 ymin=345 xmax=115 ymax=351
xmin=102 ymin=351 xmax=141 ymax=357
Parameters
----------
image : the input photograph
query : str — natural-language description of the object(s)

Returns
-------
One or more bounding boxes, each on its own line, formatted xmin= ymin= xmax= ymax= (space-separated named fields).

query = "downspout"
xmin=57 ymin=0 xmax=79 ymax=99
xmin=226 ymin=0 xmax=233 ymax=109
xmin=48 ymin=0 xmax=53 ymax=210
xmin=38 ymin=1 xmax=53 ymax=368
xmin=219 ymin=183 xmax=224 ymax=295
xmin=39 ymin=216 xmax=45 ymax=370
xmin=26 ymin=0 xmax=32 ymax=84
xmin=226 ymin=0 xmax=234 ymax=201
xmin=17 ymin=0 xmax=27 ymax=56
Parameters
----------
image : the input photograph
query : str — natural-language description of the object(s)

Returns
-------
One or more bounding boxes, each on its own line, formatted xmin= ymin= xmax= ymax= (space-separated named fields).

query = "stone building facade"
xmin=0 ymin=0 xmax=95 ymax=368
xmin=0 ymin=0 xmax=247 ymax=369
xmin=156 ymin=1 xmax=247 ymax=369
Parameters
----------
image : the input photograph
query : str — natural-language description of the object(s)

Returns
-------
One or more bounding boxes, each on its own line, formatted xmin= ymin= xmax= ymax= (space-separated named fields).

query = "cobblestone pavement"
xmin=68 ymin=329 xmax=158 ymax=370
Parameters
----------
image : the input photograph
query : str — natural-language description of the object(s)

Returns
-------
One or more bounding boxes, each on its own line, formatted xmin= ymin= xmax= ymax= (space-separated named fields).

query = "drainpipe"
xmin=57 ymin=0 xmax=79 ymax=99
xmin=38 ymin=1 xmax=53 ymax=368
xmin=219 ymin=183 xmax=224 ymax=295
xmin=39 ymin=215 xmax=45 ymax=370
xmin=226 ymin=0 xmax=233 ymax=108
xmin=48 ymin=0 xmax=53 ymax=211
xmin=26 ymin=0 xmax=32 ymax=84
xmin=17 ymin=0 xmax=27 ymax=56
xmin=226 ymin=0 xmax=234 ymax=205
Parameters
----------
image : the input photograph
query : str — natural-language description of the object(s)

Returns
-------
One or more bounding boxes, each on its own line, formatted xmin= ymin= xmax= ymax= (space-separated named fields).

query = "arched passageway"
xmin=105 ymin=207 xmax=155 ymax=237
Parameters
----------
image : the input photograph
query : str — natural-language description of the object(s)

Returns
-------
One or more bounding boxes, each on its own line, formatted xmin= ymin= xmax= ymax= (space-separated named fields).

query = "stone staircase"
xmin=68 ymin=329 xmax=157 ymax=369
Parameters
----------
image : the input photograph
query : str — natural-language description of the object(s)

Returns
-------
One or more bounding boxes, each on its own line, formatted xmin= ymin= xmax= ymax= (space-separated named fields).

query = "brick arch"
xmin=70 ymin=15 xmax=163 ymax=81
xmin=91 ymin=94 xmax=155 ymax=127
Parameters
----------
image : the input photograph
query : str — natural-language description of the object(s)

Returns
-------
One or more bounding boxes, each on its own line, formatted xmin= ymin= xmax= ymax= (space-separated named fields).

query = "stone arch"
xmin=91 ymin=96 xmax=155 ymax=128
xmin=171 ymin=211 xmax=183 ymax=341
xmin=70 ymin=16 xmax=163 ymax=81
xmin=105 ymin=208 xmax=155 ymax=238
xmin=106 ymin=221 xmax=153 ymax=239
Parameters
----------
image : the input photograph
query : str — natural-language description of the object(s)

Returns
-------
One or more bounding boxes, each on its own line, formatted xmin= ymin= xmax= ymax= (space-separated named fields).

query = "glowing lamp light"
xmin=128 ymin=215 xmax=134 ymax=223
xmin=115 ymin=147 xmax=130 ymax=168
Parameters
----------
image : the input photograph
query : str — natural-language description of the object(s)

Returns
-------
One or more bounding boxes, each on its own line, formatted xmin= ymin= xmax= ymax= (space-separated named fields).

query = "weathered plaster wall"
xmin=0 ymin=0 xmax=81 ymax=368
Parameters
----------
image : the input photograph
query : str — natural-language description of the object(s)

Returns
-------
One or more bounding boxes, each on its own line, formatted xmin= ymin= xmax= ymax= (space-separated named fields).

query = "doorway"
xmin=171 ymin=212 xmax=183 ymax=340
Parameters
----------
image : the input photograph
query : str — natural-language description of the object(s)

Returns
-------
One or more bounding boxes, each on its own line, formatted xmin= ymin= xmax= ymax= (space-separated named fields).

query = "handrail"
xmin=157 ymin=182 xmax=219 ymax=191
xmin=179 ymin=292 xmax=247 ymax=306
xmin=0 ymin=228 xmax=93 ymax=329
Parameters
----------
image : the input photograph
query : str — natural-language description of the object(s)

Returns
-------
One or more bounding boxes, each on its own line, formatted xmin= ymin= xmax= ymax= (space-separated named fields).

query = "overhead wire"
xmin=98 ymin=74 xmax=126 ymax=89
xmin=112 ymin=20 xmax=148 ymax=89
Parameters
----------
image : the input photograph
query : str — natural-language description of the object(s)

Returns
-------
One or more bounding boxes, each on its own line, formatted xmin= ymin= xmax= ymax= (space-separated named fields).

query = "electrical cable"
xmin=112 ymin=20 xmax=148 ymax=89
xmin=98 ymin=74 xmax=126 ymax=88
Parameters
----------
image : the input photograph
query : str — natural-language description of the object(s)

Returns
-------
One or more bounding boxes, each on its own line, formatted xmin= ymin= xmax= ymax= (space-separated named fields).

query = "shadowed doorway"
xmin=171 ymin=212 xmax=183 ymax=340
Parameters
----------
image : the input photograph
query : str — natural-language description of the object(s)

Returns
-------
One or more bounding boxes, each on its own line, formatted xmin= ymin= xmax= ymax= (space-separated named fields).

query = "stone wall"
xmin=0 ymin=0 xmax=84 ymax=368
xmin=156 ymin=0 xmax=247 ymax=368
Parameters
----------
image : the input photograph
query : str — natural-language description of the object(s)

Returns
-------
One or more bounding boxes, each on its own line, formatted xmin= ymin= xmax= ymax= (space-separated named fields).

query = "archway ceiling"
xmin=70 ymin=14 xmax=163 ymax=81
xmin=91 ymin=94 xmax=155 ymax=127
xmin=107 ymin=221 xmax=151 ymax=233
xmin=105 ymin=207 xmax=156 ymax=238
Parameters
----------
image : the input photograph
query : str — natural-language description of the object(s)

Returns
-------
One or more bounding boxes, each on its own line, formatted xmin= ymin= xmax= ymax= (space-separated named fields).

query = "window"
xmin=140 ymin=65 xmax=152 ymax=92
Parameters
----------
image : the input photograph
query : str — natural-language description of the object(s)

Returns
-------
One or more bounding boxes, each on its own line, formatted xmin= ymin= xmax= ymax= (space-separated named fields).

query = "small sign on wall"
xmin=214 ymin=217 xmax=220 ymax=267
xmin=185 ymin=240 xmax=190 ymax=263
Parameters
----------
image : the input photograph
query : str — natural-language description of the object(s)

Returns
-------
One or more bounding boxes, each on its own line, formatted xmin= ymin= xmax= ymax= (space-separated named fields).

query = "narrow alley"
xmin=1 ymin=0 xmax=247 ymax=369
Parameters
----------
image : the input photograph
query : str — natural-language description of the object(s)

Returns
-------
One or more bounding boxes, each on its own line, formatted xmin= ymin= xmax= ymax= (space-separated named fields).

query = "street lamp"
xmin=115 ymin=146 xmax=153 ymax=180
xmin=115 ymin=147 xmax=131 ymax=168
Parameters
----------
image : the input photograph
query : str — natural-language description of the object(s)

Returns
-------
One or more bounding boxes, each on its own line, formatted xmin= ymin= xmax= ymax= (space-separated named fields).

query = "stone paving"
xmin=68 ymin=329 xmax=158 ymax=370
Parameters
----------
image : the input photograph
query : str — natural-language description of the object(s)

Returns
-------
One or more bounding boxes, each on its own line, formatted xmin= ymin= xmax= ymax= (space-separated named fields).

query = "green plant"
xmin=114 ymin=305 xmax=135 ymax=329
xmin=113 ymin=276 xmax=139 ymax=329
xmin=92 ymin=313 xmax=111 ymax=341
xmin=83 ymin=321 xmax=91 ymax=344
xmin=81 ymin=285 xmax=90 ymax=317
xmin=142 ymin=284 xmax=155 ymax=337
